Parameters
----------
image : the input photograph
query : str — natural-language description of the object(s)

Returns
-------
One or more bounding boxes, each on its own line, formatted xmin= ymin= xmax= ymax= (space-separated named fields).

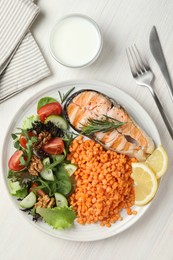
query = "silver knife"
xmin=149 ymin=26 xmax=173 ymax=102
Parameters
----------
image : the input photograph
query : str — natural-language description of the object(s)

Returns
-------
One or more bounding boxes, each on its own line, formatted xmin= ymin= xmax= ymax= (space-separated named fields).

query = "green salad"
xmin=7 ymin=91 xmax=78 ymax=229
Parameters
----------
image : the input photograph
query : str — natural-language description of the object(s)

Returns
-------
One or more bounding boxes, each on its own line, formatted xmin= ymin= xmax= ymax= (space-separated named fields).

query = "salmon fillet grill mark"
xmin=65 ymin=90 xmax=155 ymax=161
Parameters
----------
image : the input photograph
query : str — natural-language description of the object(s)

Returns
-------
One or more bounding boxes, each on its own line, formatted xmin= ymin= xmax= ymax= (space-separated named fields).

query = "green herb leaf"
xmin=11 ymin=133 xmax=20 ymax=150
xmin=81 ymin=115 xmax=126 ymax=136
xmin=47 ymin=180 xmax=57 ymax=196
xmin=45 ymin=155 xmax=65 ymax=170
xmin=30 ymin=136 xmax=37 ymax=143
xmin=58 ymin=87 xmax=75 ymax=104
xmin=37 ymin=97 xmax=58 ymax=110
xmin=15 ymin=188 xmax=28 ymax=198
xmin=55 ymin=166 xmax=71 ymax=196
xmin=11 ymin=133 xmax=18 ymax=140
xmin=58 ymin=91 xmax=63 ymax=103
xmin=12 ymin=129 xmax=33 ymax=166
xmin=62 ymin=130 xmax=78 ymax=154
xmin=24 ymin=141 xmax=33 ymax=166
xmin=14 ymin=140 xmax=20 ymax=150
xmin=20 ymin=156 xmax=27 ymax=166
xmin=35 ymin=177 xmax=56 ymax=197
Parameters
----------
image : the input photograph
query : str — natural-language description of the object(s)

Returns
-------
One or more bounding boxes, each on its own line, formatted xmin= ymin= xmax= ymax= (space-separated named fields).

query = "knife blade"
xmin=149 ymin=26 xmax=173 ymax=102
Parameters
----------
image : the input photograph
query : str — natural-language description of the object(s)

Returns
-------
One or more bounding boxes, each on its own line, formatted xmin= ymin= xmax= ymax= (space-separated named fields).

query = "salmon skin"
xmin=64 ymin=89 xmax=155 ymax=161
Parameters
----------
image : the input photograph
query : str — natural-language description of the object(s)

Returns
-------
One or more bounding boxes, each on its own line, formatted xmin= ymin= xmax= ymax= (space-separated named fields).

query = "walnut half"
xmin=28 ymin=155 xmax=43 ymax=176
xmin=35 ymin=195 xmax=55 ymax=208
xmin=33 ymin=131 xmax=51 ymax=150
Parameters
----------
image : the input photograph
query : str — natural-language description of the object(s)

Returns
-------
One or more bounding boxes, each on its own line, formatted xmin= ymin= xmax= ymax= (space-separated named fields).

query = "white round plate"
xmin=2 ymin=80 xmax=161 ymax=241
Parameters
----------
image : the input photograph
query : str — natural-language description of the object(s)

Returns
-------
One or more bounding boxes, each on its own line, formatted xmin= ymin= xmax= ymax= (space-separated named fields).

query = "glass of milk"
xmin=49 ymin=14 xmax=103 ymax=68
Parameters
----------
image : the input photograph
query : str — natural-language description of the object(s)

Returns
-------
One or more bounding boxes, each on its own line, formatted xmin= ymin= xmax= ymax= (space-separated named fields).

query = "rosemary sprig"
xmin=81 ymin=115 xmax=126 ymax=136
xmin=58 ymin=87 xmax=75 ymax=104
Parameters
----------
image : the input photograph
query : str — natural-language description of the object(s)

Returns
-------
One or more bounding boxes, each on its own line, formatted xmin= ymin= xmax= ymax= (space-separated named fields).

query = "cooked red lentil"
xmin=67 ymin=136 xmax=137 ymax=227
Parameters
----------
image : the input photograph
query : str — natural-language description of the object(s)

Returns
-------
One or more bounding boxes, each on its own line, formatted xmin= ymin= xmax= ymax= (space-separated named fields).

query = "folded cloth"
xmin=0 ymin=32 xmax=50 ymax=103
xmin=0 ymin=0 xmax=50 ymax=103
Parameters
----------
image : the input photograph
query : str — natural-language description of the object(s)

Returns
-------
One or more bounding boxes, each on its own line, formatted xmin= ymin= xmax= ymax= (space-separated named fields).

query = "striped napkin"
xmin=0 ymin=0 xmax=50 ymax=103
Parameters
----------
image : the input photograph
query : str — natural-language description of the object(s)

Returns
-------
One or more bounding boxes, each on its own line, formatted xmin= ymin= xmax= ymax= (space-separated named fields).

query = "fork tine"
xmin=134 ymin=44 xmax=150 ymax=71
xmin=131 ymin=45 xmax=144 ymax=73
xmin=126 ymin=48 xmax=136 ymax=77
xmin=126 ymin=47 xmax=138 ymax=77
xmin=126 ymin=45 xmax=145 ymax=76
xmin=126 ymin=44 xmax=150 ymax=77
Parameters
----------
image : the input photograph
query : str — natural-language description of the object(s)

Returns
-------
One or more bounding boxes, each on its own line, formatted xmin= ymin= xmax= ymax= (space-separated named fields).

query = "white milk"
xmin=50 ymin=15 xmax=102 ymax=67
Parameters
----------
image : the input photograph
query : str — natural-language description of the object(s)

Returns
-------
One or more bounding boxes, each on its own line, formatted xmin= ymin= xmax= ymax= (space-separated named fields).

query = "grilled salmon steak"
xmin=65 ymin=90 xmax=155 ymax=161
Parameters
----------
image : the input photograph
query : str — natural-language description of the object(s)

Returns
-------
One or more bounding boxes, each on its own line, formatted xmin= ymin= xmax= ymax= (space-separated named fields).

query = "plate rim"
xmin=1 ymin=79 xmax=161 ymax=241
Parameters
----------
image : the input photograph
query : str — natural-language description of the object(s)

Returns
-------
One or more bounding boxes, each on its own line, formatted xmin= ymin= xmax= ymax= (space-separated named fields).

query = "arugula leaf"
xmin=11 ymin=133 xmax=18 ymax=140
xmin=14 ymin=140 xmax=20 ymax=150
xmin=18 ymin=130 xmax=34 ymax=167
xmin=11 ymin=133 xmax=20 ymax=150
xmin=37 ymin=97 xmax=58 ymax=110
xmin=36 ymin=177 xmax=57 ymax=197
xmin=25 ymin=141 xmax=33 ymax=166
xmin=30 ymin=136 xmax=37 ymax=143
xmin=20 ymin=156 xmax=27 ymax=166
xmin=36 ymin=207 xmax=76 ymax=229
xmin=45 ymin=155 xmax=65 ymax=170
xmin=62 ymin=131 xmax=78 ymax=155
xmin=12 ymin=129 xmax=36 ymax=165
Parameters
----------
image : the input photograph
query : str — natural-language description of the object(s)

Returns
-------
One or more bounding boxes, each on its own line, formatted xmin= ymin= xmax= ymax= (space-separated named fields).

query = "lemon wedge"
xmin=146 ymin=145 xmax=168 ymax=179
xmin=132 ymin=163 xmax=158 ymax=206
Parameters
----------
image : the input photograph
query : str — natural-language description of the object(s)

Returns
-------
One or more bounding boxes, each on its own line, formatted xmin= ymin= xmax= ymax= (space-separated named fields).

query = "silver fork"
xmin=126 ymin=44 xmax=173 ymax=139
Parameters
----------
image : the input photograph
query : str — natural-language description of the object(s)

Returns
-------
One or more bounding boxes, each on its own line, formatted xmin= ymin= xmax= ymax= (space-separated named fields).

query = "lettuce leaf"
xmin=36 ymin=207 xmax=76 ymax=229
xmin=22 ymin=115 xmax=39 ymax=130
xmin=8 ymin=180 xmax=28 ymax=198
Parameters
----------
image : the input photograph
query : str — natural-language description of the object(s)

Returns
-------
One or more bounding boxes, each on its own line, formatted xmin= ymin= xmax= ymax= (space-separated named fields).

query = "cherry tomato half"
xmin=42 ymin=137 xmax=64 ymax=155
xmin=19 ymin=132 xmax=35 ymax=148
xmin=37 ymin=102 xmax=62 ymax=122
xmin=8 ymin=150 xmax=25 ymax=171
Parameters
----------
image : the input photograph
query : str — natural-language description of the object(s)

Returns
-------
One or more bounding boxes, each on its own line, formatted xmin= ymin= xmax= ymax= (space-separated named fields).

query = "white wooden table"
xmin=0 ymin=0 xmax=173 ymax=259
